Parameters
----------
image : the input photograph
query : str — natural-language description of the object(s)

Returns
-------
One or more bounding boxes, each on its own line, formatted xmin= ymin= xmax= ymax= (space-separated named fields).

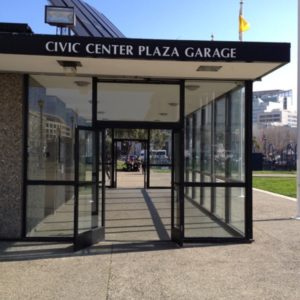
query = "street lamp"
xmin=296 ymin=1 xmax=300 ymax=219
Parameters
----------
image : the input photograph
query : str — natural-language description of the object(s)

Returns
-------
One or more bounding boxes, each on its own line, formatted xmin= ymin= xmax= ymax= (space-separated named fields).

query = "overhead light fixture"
xmin=159 ymin=113 xmax=168 ymax=116
xmin=97 ymin=111 xmax=105 ymax=114
xmin=197 ymin=65 xmax=222 ymax=72
xmin=185 ymin=84 xmax=200 ymax=91
xmin=168 ymin=102 xmax=178 ymax=107
xmin=45 ymin=6 xmax=76 ymax=27
xmin=57 ymin=60 xmax=82 ymax=75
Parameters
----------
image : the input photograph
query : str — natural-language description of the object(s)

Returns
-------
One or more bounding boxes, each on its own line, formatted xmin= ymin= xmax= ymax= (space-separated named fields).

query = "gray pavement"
xmin=253 ymin=173 xmax=296 ymax=177
xmin=0 ymin=189 xmax=300 ymax=299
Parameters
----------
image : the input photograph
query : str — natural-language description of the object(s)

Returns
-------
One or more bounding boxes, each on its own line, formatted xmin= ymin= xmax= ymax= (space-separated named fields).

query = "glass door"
xmin=112 ymin=140 xmax=118 ymax=188
xmin=171 ymin=129 xmax=184 ymax=246
xmin=141 ymin=141 xmax=148 ymax=188
xmin=74 ymin=126 xmax=105 ymax=250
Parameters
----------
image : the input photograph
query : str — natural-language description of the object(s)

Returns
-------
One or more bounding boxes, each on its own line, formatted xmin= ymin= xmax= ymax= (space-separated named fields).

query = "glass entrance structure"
xmin=184 ymin=81 xmax=249 ymax=240
xmin=0 ymin=30 xmax=290 ymax=247
xmin=24 ymin=74 xmax=252 ymax=247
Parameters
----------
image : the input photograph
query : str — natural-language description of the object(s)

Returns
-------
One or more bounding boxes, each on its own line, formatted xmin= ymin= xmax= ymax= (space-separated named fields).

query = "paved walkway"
xmin=253 ymin=173 xmax=296 ymax=177
xmin=0 ymin=189 xmax=300 ymax=299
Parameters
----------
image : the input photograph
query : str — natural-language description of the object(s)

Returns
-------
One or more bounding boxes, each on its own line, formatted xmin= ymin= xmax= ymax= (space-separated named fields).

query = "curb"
xmin=253 ymin=188 xmax=296 ymax=202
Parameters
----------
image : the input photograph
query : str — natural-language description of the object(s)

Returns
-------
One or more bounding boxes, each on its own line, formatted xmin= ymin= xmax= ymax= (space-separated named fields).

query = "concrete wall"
xmin=0 ymin=74 xmax=24 ymax=239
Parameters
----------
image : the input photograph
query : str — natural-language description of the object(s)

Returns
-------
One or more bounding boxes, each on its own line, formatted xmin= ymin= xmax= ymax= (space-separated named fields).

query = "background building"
xmin=253 ymin=89 xmax=296 ymax=127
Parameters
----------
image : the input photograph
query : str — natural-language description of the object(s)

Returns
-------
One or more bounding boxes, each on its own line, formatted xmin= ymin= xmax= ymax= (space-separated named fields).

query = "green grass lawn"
xmin=151 ymin=168 xmax=171 ymax=173
xmin=253 ymin=177 xmax=296 ymax=198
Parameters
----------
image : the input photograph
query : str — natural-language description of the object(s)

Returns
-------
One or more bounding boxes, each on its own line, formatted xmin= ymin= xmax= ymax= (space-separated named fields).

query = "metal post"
xmin=296 ymin=0 xmax=300 ymax=219
xmin=239 ymin=1 xmax=244 ymax=42
xmin=38 ymin=99 xmax=44 ymax=168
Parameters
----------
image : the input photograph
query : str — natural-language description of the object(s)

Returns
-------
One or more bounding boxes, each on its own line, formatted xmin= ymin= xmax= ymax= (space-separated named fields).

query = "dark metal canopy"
xmin=0 ymin=33 xmax=290 ymax=81
xmin=0 ymin=22 xmax=33 ymax=34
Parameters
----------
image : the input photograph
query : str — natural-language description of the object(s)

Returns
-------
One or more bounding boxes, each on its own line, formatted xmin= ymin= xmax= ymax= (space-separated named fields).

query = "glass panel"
xmin=173 ymin=131 xmax=181 ymax=229
xmin=195 ymin=111 xmax=201 ymax=173
xmin=97 ymin=83 xmax=180 ymax=122
xmin=203 ymin=105 xmax=213 ymax=180
xmin=77 ymin=185 xmax=94 ymax=234
xmin=98 ymin=183 xmax=103 ymax=227
xmin=183 ymin=81 xmax=246 ymax=239
xmin=114 ymin=129 xmax=148 ymax=139
xmin=185 ymin=187 xmax=244 ymax=238
xmin=184 ymin=117 xmax=192 ymax=181
xmin=26 ymin=185 xmax=74 ymax=237
xmin=27 ymin=75 xmax=92 ymax=180
xmin=185 ymin=186 xmax=192 ymax=199
xmin=184 ymin=80 xmax=244 ymax=183
xmin=229 ymin=88 xmax=245 ymax=182
xmin=229 ymin=188 xmax=245 ymax=235
xmin=150 ymin=130 xmax=172 ymax=164
xmin=185 ymin=113 xmax=201 ymax=182
xmin=77 ymin=129 xmax=102 ymax=235
xmin=115 ymin=141 xmax=124 ymax=171
xmin=149 ymin=166 xmax=171 ymax=187
xmin=185 ymin=190 xmax=228 ymax=238
xmin=101 ymin=130 xmax=112 ymax=186
xmin=78 ymin=130 xmax=94 ymax=182
xmin=201 ymin=185 xmax=211 ymax=211
xmin=114 ymin=139 xmax=145 ymax=188
xmin=215 ymin=187 xmax=226 ymax=221
xmin=214 ymin=98 xmax=226 ymax=179
xmin=104 ymin=164 xmax=112 ymax=184
xmin=116 ymin=141 xmax=143 ymax=166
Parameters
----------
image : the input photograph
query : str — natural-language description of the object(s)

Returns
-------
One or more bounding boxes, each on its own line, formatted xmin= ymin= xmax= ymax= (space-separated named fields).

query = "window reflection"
xmin=184 ymin=82 xmax=245 ymax=183
xmin=26 ymin=185 xmax=74 ymax=237
xmin=229 ymin=89 xmax=245 ymax=182
xmin=184 ymin=81 xmax=246 ymax=238
xmin=27 ymin=75 xmax=92 ymax=181
xmin=214 ymin=99 xmax=226 ymax=178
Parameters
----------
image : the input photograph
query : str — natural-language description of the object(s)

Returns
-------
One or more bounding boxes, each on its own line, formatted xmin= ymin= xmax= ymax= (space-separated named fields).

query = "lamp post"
xmin=296 ymin=0 xmax=300 ymax=219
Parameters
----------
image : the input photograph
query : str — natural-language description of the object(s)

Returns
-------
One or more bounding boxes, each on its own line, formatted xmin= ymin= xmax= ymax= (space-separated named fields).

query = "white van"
xmin=150 ymin=149 xmax=167 ymax=158
xmin=150 ymin=149 xmax=169 ymax=163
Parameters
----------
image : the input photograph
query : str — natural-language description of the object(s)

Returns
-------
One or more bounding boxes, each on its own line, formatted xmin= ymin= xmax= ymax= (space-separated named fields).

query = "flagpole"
xmin=296 ymin=0 xmax=300 ymax=219
xmin=239 ymin=0 xmax=244 ymax=41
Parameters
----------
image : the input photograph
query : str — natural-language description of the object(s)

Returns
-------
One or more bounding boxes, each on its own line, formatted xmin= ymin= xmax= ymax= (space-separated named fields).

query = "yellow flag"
xmin=239 ymin=15 xmax=250 ymax=32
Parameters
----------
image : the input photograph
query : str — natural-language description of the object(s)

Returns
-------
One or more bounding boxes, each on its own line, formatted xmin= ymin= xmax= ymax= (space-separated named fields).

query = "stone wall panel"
xmin=0 ymin=74 xmax=24 ymax=239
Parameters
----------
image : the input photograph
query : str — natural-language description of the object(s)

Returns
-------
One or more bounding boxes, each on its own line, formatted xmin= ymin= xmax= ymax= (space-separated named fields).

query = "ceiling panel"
xmin=0 ymin=53 xmax=282 ymax=81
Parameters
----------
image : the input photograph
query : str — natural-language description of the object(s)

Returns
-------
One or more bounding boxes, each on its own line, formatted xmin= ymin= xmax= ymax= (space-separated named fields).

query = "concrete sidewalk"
xmin=0 ymin=190 xmax=300 ymax=300
xmin=253 ymin=173 xmax=296 ymax=177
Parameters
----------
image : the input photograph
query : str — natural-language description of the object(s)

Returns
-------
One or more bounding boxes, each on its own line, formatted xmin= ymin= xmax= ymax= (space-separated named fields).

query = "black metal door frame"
xmin=171 ymin=129 xmax=184 ymax=246
xmin=95 ymin=79 xmax=185 ymax=246
xmin=74 ymin=126 xmax=105 ymax=251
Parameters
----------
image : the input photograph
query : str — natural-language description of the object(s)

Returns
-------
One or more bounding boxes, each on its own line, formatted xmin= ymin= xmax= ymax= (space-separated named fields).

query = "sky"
xmin=0 ymin=0 xmax=297 ymax=93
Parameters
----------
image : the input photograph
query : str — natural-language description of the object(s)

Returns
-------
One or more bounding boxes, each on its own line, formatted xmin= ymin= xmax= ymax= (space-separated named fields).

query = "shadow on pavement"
xmin=0 ymin=239 xmax=240 ymax=262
